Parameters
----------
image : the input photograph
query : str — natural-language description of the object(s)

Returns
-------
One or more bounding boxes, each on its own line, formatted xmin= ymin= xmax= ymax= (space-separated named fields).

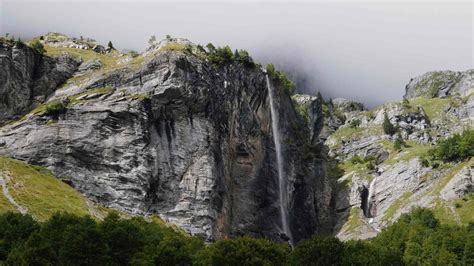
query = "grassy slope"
xmin=0 ymin=156 xmax=98 ymax=221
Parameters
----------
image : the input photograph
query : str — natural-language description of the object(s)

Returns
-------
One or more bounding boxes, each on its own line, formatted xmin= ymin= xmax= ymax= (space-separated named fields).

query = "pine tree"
xmin=383 ymin=112 xmax=396 ymax=135
xmin=107 ymin=41 xmax=114 ymax=50
xmin=394 ymin=132 xmax=405 ymax=151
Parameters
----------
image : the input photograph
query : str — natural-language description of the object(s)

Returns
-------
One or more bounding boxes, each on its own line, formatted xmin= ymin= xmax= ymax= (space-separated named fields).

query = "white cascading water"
xmin=265 ymin=74 xmax=293 ymax=246
xmin=366 ymin=177 xmax=377 ymax=219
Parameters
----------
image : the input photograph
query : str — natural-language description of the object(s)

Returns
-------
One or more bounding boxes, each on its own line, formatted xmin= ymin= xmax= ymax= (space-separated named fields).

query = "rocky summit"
xmin=0 ymin=33 xmax=472 ymax=244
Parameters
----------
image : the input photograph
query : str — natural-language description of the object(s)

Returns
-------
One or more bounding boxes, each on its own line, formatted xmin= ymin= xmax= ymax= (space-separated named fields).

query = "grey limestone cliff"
xmin=0 ymin=36 xmax=333 ymax=243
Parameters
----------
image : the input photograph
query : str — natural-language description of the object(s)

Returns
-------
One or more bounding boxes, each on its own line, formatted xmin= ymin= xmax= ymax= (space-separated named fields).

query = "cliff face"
xmin=0 ymin=39 xmax=80 ymax=124
xmin=0 ymin=36 xmax=333 ymax=242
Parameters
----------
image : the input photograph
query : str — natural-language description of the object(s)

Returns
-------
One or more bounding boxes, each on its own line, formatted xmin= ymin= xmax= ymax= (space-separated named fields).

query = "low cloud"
xmin=2 ymin=1 xmax=471 ymax=107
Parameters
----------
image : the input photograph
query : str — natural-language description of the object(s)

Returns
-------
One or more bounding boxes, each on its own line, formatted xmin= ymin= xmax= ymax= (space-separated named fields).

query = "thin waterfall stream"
xmin=366 ymin=177 xmax=377 ymax=219
xmin=265 ymin=74 xmax=294 ymax=246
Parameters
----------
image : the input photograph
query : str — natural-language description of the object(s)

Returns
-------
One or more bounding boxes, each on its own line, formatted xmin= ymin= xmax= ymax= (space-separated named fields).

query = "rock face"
xmin=0 ymin=38 xmax=80 ymax=124
xmin=323 ymin=68 xmax=474 ymax=240
xmin=404 ymin=70 xmax=473 ymax=99
xmin=0 ymin=39 xmax=333 ymax=243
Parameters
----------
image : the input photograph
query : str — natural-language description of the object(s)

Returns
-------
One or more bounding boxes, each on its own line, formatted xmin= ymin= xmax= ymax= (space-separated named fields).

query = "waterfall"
xmin=265 ymin=74 xmax=293 ymax=246
xmin=366 ymin=177 xmax=377 ymax=218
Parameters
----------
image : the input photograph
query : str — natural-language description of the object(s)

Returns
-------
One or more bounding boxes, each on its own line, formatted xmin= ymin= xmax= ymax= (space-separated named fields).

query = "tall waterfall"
xmin=366 ymin=177 xmax=377 ymax=218
xmin=265 ymin=74 xmax=293 ymax=245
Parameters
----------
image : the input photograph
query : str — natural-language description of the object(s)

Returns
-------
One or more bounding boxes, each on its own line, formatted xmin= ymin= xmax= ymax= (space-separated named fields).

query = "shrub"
xmin=128 ymin=50 xmax=139 ymax=58
xmin=234 ymin=49 xmax=256 ymax=68
xmin=350 ymin=155 xmax=365 ymax=164
xmin=382 ymin=112 xmax=397 ymax=135
xmin=43 ymin=101 xmax=67 ymax=117
xmin=394 ymin=132 xmax=406 ymax=151
xmin=402 ymin=98 xmax=411 ymax=109
xmin=349 ymin=119 xmax=361 ymax=128
xmin=266 ymin=64 xmax=296 ymax=97
xmin=29 ymin=39 xmax=46 ymax=55
xmin=207 ymin=45 xmax=234 ymax=65
xmin=14 ymin=38 xmax=25 ymax=48
xmin=429 ymin=129 xmax=473 ymax=162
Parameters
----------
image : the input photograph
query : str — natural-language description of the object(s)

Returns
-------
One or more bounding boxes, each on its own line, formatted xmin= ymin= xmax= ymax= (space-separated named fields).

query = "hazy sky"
xmin=1 ymin=0 xmax=472 ymax=107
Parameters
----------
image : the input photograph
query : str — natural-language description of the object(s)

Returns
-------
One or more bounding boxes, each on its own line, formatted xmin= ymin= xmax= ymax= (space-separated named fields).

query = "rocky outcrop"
xmin=441 ymin=165 xmax=473 ymax=201
xmin=0 ymin=38 xmax=80 ymax=124
xmin=404 ymin=70 xmax=473 ymax=99
xmin=0 ymin=41 xmax=333 ymax=243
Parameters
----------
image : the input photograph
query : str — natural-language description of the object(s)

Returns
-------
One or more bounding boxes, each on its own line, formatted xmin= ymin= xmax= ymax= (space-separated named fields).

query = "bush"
xmin=350 ymin=155 xmax=365 ymax=164
xmin=349 ymin=119 xmax=361 ymax=128
xmin=394 ymin=132 xmax=406 ymax=151
xmin=43 ymin=101 xmax=67 ymax=117
xmin=29 ymin=39 xmax=46 ymax=55
xmin=128 ymin=50 xmax=139 ymax=58
xmin=382 ymin=112 xmax=397 ymax=135
xmin=14 ymin=38 xmax=25 ymax=48
xmin=429 ymin=129 xmax=474 ymax=162
xmin=266 ymin=64 xmax=296 ymax=97
xmin=234 ymin=49 xmax=256 ymax=68
xmin=206 ymin=45 xmax=234 ymax=66
xmin=402 ymin=99 xmax=411 ymax=109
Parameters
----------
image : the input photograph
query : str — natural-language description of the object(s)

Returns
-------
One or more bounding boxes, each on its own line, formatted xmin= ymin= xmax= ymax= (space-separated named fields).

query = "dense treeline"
xmin=0 ymin=208 xmax=472 ymax=265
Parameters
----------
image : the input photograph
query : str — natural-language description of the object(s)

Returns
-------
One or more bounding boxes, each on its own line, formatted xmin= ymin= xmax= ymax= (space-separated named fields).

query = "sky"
xmin=1 ymin=0 xmax=472 ymax=107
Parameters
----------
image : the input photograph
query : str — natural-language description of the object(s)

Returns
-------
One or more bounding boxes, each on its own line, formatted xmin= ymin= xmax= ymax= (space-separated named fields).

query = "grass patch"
xmin=45 ymin=46 xmax=145 ymax=87
xmin=67 ymin=86 xmax=114 ymax=105
xmin=431 ymin=199 xmax=459 ymax=225
xmin=0 ymin=156 xmax=91 ymax=221
xmin=45 ymin=46 xmax=119 ymax=70
xmin=453 ymin=193 xmax=474 ymax=224
xmin=407 ymin=97 xmax=452 ymax=121
xmin=339 ymin=160 xmax=373 ymax=182
xmin=383 ymin=191 xmax=413 ymax=221
xmin=127 ymin=94 xmax=150 ymax=101
xmin=345 ymin=207 xmax=363 ymax=233
xmin=383 ymin=141 xmax=431 ymax=166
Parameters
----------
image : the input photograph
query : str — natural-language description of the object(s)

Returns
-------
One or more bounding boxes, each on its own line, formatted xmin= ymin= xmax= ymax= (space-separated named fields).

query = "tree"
xmin=394 ymin=132 xmax=405 ymax=151
xmin=342 ymin=240 xmax=403 ymax=266
xmin=463 ymin=232 xmax=474 ymax=265
xmin=14 ymin=38 xmax=25 ymax=48
xmin=206 ymin=43 xmax=216 ymax=53
xmin=430 ymin=129 xmax=474 ymax=162
xmin=29 ymin=39 xmax=46 ymax=55
xmin=349 ymin=119 xmax=361 ymax=128
xmin=402 ymin=98 xmax=411 ymax=109
xmin=196 ymin=236 xmax=290 ymax=266
xmin=289 ymin=235 xmax=344 ymax=266
xmin=382 ymin=112 xmax=396 ymax=135
xmin=107 ymin=41 xmax=114 ymax=50
xmin=148 ymin=35 xmax=156 ymax=45
xmin=0 ymin=212 xmax=39 ymax=260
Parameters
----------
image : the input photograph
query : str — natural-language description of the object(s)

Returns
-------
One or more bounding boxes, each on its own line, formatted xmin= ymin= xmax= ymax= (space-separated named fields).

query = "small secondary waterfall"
xmin=366 ymin=177 xmax=377 ymax=218
xmin=265 ymin=74 xmax=293 ymax=245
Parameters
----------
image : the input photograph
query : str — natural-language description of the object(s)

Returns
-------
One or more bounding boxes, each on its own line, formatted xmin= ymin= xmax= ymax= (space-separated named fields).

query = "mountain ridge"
xmin=0 ymin=33 xmax=472 ymax=243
